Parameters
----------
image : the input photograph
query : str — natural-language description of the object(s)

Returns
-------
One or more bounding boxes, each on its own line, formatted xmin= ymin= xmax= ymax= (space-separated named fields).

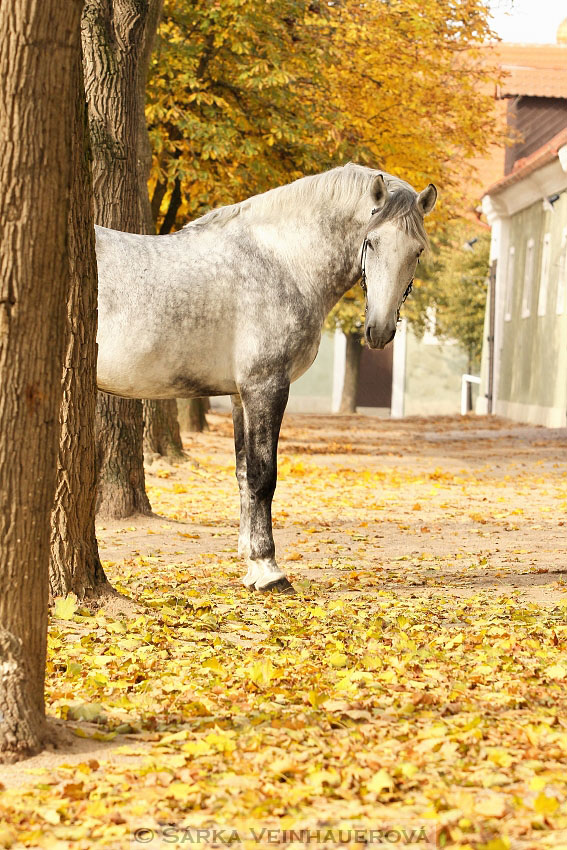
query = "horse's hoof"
xmin=257 ymin=577 xmax=296 ymax=595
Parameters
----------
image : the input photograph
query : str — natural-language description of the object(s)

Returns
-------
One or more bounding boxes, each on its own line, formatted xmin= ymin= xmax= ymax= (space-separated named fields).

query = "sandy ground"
xmin=102 ymin=411 xmax=567 ymax=606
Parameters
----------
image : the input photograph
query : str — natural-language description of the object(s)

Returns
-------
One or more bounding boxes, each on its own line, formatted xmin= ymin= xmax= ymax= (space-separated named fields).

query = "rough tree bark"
xmin=82 ymin=0 xmax=163 ymax=518
xmin=339 ymin=332 xmax=363 ymax=414
xmin=0 ymin=0 xmax=84 ymax=761
xmin=143 ymin=400 xmax=186 ymax=460
xmin=50 ymin=48 xmax=111 ymax=600
xmin=136 ymin=0 xmax=163 ymax=233
xmin=177 ymin=398 xmax=210 ymax=433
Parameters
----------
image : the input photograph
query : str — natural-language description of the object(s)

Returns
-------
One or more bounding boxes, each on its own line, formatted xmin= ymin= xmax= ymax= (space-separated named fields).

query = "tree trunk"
xmin=339 ymin=333 xmax=363 ymax=414
xmin=50 ymin=47 xmax=111 ymax=600
xmin=159 ymin=176 xmax=182 ymax=234
xmin=0 ymin=0 xmax=83 ymax=761
xmin=143 ymin=399 xmax=186 ymax=460
xmin=82 ymin=0 xmax=163 ymax=519
xmin=178 ymin=398 xmax=210 ymax=433
xmin=137 ymin=0 xmax=164 ymax=231
xmin=96 ymin=394 xmax=151 ymax=518
xmin=151 ymin=179 xmax=168 ymax=224
xmin=135 ymin=4 xmax=186 ymax=462
xmin=466 ymin=352 xmax=474 ymax=413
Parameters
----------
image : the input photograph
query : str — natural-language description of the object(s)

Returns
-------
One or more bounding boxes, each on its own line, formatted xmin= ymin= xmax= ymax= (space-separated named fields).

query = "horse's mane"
xmin=365 ymin=183 xmax=430 ymax=249
xmin=184 ymin=163 xmax=429 ymax=248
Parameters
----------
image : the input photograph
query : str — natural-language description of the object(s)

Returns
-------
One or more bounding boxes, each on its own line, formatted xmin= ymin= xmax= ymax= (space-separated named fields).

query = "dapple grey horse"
xmin=96 ymin=163 xmax=437 ymax=592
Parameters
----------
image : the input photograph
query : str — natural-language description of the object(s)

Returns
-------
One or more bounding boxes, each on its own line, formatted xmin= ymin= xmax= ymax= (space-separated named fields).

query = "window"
xmin=521 ymin=238 xmax=535 ymax=318
xmin=557 ymin=228 xmax=567 ymax=316
xmin=504 ymin=245 xmax=515 ymax=321
xmin=537 ymin=233 xmax=551 ymax=316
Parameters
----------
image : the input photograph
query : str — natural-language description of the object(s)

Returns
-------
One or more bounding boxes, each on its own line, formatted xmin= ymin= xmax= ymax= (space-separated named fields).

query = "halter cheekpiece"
xmin=360 ymin=207 xmax=414 ymax=320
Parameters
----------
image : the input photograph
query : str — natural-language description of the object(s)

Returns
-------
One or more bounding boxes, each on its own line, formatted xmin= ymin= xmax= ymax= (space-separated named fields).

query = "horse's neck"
xmin=253 ymin=213 xmax=362 ymax=316
xmin=305 ymin=212 xmax=365 ymax=315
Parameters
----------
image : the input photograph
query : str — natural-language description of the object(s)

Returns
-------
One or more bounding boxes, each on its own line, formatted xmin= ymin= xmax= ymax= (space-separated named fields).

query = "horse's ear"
xmin=417 ymin=183 xmax=437 ymax=216
xmin=370 ymin=174 xmax=388 ymax=211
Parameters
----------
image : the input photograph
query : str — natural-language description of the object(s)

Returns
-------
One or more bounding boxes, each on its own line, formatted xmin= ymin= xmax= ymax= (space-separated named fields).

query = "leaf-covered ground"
xmin=2 ymin=413 xmax=567 ymax=850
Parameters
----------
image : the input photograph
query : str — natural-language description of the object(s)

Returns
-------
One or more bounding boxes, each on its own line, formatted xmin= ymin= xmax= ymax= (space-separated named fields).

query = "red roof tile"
xmin=485 ymin=43 xmax=567 ymax=99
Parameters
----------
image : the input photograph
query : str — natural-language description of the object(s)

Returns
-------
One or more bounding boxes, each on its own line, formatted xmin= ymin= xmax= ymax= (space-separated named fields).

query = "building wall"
xmin=286 ymin=333 xmax=335 ymax=412
xmin=399 ymin=326 xmax=471 ymax=417
xmin=214 ymin=324 xmax=479 ymax=419
xmin=494 ymin=193 xmax=567 ymax=426
xmin=287 ymin=325 xmax=473 ymax=418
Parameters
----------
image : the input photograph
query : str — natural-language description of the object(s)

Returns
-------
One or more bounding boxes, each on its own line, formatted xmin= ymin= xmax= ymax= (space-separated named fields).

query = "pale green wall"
xmin=403 ymin=328 xmax=471 ymax=416
xmin=498 ymin=194 xmax=567 ymax=414
xmin=287 ymin=328 xmax=473 ymax=416
xmin=287 ymin=333 xmax=334 ymax=411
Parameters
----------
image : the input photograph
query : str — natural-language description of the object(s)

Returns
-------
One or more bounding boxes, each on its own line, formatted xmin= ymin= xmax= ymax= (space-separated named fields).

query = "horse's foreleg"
xmin=231 ymin=394 xmax=250 ymax=559
xmin=240 ymin=378 xmax=292 ymax=592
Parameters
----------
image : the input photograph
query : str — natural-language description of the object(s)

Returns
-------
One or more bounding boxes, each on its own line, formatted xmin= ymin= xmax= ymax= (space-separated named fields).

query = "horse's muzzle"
xmin=365 ymin=323 xmax=396 ymax=350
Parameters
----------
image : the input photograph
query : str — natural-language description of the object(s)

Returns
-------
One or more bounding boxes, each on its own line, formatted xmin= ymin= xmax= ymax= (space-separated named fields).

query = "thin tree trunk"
xmin=94 ymin=408 xmax=151 ymax=518
xmin=50 ymin=47 xmax=111 ymax=600
xmin=143 ymin=399 xmax=186 ymax=460
xmin=151 ymin=144 xmax=181 ymax=232
xmin=82 ymin=0 xmax=163 ymax=519
xmin=339 ymin=332 xmax=363 ymax=414
xmin=466 ymin=352 xmax=473 ymax=413
xmin=96 ymin=394 xmax=150 ymax=518
xmin=0 ymin=0 xmax=83 ymax=761
xmin=178 ymin=398 xmax=210 ymax=433
xmin=159 ymin=176 xmax=182 ymax=234
xmin=135 ymin=3 xmax=186 ymax=462
xmin=137 ymin=0 xmax=163 ymax=231
xmin=151 ymin=178 xmax=168 ymax=223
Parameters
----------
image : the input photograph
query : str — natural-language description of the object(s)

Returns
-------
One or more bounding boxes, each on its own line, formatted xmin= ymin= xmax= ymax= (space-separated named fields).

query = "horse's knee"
xmin=249 ymin=478 xmax=276 ymax=503
xmin=247 ymin=462 xmax=276 ymax=502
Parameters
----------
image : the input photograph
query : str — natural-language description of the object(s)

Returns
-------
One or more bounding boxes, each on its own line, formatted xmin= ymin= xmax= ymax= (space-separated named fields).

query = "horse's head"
xmin=360 ymin=175 xmax=437 ymax=349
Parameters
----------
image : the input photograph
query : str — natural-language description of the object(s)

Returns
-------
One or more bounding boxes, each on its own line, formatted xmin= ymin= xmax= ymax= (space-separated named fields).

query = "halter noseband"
xmin=360 ymin=208 xmax=415 ymax=320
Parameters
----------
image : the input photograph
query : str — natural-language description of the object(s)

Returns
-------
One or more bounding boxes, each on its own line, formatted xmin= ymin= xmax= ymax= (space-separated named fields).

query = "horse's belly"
xmin=97 ymin=334 xmax=237 ymax=400
xmin=97 ymin=374 xmax=237 ymax=400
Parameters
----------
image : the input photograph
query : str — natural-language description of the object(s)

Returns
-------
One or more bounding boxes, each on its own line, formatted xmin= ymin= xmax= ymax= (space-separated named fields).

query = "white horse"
xmin=96 ymin=163 xmax=437 ymax=593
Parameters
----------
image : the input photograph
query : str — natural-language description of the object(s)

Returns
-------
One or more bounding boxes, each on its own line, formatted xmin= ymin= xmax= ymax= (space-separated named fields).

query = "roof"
xmin=485 ymin=126 xmax=567 ymax=195
xmin=485 ymin=43 xmax=567 ymax=99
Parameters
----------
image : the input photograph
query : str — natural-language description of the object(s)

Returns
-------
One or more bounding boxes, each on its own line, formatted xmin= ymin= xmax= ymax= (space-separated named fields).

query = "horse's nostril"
xmin=365 ymin=325 xmax=374 ymax=344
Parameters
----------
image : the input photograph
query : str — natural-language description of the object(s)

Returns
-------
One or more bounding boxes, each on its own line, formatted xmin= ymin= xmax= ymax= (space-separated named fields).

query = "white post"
xmin=391 ymin=318 xmax=407 ymax=418
xmin=461 ymin=373 xmax=481 ymax=415
xmin=331 ymin=329 xmax=347 ymax=413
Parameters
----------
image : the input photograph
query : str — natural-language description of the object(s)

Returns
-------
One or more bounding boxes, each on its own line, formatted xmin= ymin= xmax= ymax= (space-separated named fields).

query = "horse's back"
xmin=95 ymin=226 xmax=240 ymax=398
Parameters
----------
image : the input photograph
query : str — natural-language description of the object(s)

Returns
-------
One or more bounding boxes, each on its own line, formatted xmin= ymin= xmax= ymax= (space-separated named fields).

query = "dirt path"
xmin=100 ymin=412 xmax=567 ymax=606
